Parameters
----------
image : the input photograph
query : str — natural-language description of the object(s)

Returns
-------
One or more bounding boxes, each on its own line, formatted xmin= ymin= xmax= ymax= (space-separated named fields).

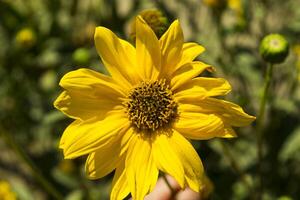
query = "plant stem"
xmin=0 ymin=128 xmax=64 ymax=200
xmin=256 ymin=62 xmax=274 ymax=199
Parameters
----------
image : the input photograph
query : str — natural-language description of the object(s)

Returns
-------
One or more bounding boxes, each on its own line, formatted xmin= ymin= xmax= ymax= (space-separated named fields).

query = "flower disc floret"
xmin=124 ymin=79 xmax=177 ymax=132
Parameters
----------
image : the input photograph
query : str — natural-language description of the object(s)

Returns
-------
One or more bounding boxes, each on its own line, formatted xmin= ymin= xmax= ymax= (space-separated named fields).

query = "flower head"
xmin=54 ymin=16 xmax=255 ymax=200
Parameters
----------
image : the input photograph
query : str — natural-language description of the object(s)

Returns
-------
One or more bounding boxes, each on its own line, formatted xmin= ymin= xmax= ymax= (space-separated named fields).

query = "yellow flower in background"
xmin=0 ymin=180 xmax=17 ymax=200
xmin=228 ymin=0 xmax=243 ymax=16
xmin=54 ymin=16 xmax=255 ymax=200
xmin=203 ymin=0 xmax=244 ymax=17
xmin=15 ymin=27 xmax=36 ymax=48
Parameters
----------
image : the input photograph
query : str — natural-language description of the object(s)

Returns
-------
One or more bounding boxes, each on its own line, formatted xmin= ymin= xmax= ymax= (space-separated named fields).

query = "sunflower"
xmin=54 ymin=16 xmax=255 ymax=200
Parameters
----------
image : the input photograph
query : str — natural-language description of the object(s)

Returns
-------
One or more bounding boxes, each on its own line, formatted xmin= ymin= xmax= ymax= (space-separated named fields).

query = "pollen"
xmin=124 ymin=79 xmax=177 ymax=132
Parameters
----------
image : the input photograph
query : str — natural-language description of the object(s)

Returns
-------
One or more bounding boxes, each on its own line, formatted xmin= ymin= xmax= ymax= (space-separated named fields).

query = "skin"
xmin=144 ymin=175 xmax=201 ymax=200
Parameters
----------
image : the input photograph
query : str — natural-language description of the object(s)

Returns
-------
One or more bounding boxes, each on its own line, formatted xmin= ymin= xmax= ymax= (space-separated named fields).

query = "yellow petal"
xmin=171 ymin=130 xmax=204 ymax=192
xmin=136 ymin=16 xmax=161 ymax=81
xmin=60 ymin=111 xmax=130 ymax=159
xmin=119 ymin=128 xmax=135 ymax=156
xmin=152 ymin=132 xmax=185 ymax=188
xmin=159 ymin=20 xmax=183 ymax=77
xmin=59 ymin=68 xmax=126 ymax=96
xmin=54 ymin=90 xmax=122 ymax=121
xmin=170 ymin=61 xmax=213 ymax=91
xmin=126 ymin=134 xmax=158 ymax=200
xmin=174 ymin=77 xmax=231 ymax=101
xmin=59 ymin=120 xmax=79 ymax=149
xmin=85 ymin=128 xmax=133 ymax=180
xmin=111 ymin=159 xmax=130 ymax=200
xmin=176 ymin=42 xmax=205 ymax=69
xmin=174 ymin=112 xmax=228 ymax=140
xmin=179 ymin=98 xmax=256 ymax=127
xmin=94 ymin=27 xmax=140 ymax=87
xmin=54 ymin=69 xmax=124 ymax=120
xmin=85 ymin=148 xmax=120 ymax=180
xmin=221 ymin=126 xmax=237 ymax=138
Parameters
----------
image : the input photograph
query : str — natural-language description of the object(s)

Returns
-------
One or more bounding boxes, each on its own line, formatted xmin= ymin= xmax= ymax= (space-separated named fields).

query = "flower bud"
xmin=259 ymin=34 xmax=289 ymax=64
xmin=129 ymin=9 xmax=169 ymax=40
xmin=15 ymin=28 xmax=36 ymax=49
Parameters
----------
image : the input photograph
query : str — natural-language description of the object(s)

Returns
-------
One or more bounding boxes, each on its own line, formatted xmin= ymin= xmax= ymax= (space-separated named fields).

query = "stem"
xmin=257 ymin=63 xmax=274 ymax=130
xmin=0 ymin=128 xmax=64 ymax=200
xmin=256 ymin=62 xmax=274 ymax=199
xmin=290 ymin=61 xmax=299 ymax=97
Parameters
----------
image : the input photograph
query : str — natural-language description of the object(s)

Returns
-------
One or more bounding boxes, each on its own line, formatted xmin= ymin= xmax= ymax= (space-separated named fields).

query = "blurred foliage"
xmin=0 ymin=0 xmax=300 ymax=199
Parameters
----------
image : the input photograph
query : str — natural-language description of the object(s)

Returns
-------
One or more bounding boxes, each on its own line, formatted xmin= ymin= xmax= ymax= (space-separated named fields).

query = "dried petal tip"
xmin=130 ymin=9 xmax=169 ymax=40
xmin=259 ymin=34 xmax=289 ymax=64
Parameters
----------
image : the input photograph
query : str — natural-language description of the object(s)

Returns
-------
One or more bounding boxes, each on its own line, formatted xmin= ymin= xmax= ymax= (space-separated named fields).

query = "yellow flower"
xmin=15 ymin=27 xmax=36 ymax=48
xmin=54 ymin=16 xmax=255 ymax=200
xmin=0 ymin=180 xmax=17 ymax=200
xmin=228 ymin=0 xmax=243 ymax=16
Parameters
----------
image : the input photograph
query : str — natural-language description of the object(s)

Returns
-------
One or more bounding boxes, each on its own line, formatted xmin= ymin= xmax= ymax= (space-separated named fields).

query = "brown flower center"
xmin=124 ymin=79 xmax=177 ymax=132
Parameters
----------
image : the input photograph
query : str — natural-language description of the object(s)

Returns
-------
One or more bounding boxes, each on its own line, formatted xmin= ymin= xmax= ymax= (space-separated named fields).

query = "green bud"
xmin=72 ymin=48 xmax=91 ymax=65
xmin=259 ymin=34 xmax=289 ymax=64
xmin=130 ymin=9 xmax=169 ymax=40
